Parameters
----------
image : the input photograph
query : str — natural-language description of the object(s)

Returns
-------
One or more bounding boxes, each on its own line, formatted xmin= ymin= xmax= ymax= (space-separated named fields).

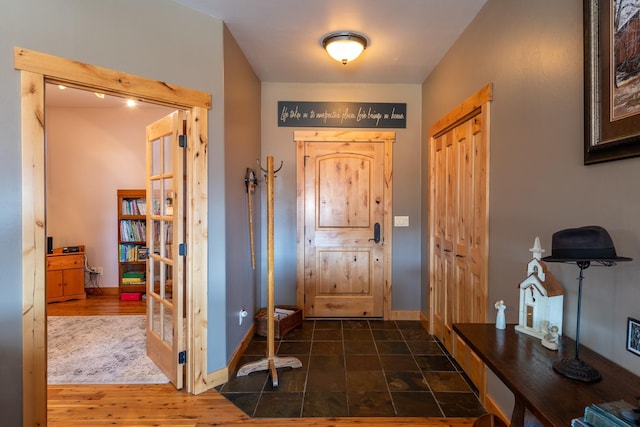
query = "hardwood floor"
xmin=47 ymin=294 xmax=146 ymax=316
xmin=47 ymin=295 xmax=477 ymax=427
xmin=48 ymin=384 xmax=476 ymax=426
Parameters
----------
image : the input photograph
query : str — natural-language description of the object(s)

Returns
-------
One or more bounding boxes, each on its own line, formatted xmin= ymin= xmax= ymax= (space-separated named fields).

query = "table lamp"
xmin=542 ymin=225 xmax=631 ymax=382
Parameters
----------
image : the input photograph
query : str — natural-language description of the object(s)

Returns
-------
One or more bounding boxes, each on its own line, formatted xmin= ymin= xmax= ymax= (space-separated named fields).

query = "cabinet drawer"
xmin=47 ymin=253 xmax=84 ymax=270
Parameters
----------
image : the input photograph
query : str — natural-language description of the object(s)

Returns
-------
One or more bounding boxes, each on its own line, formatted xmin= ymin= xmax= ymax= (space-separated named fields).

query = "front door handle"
xmin=369 ymin=223 xmax=381 ymax=243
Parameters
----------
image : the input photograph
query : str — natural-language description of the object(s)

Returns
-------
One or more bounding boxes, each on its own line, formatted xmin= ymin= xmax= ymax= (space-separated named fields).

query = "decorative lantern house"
xmin=515 ymin=237 xmax=564 ymax=339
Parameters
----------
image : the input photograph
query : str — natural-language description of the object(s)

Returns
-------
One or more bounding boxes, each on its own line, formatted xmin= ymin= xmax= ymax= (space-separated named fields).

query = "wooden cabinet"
xmin=46 ymin=252 xmax=86 ymax=303
xmin=117 ymin=189 xmax=147 ymax=296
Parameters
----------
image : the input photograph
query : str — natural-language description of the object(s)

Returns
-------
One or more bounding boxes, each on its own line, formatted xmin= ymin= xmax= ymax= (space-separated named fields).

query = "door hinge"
xmin=178 ymin=350 xmax=187 ymax=364
xmin=304 ymin=155 xmax=309 ymax=166
xmin=179 ymin=243 xmax=187 ymax=256
xmin=179 ymin=134 xmax=187 ymax=148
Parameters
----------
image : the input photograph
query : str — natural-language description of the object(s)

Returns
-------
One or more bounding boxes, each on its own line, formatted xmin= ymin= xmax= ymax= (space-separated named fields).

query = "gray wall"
xmin=422 ymin=0 xmax=640 ymax=414
xmin=223 ymin=24 xmax=263 ymax=360
xmin=261 ymin=83 xmax=422 ymax=312
xmin=0 ymin=0 xmax=229 ymax=422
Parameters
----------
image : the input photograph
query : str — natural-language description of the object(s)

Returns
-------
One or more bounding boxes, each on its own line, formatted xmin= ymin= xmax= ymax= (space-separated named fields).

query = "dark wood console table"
xmin=453 ymin=323 xmax=640 ymax=427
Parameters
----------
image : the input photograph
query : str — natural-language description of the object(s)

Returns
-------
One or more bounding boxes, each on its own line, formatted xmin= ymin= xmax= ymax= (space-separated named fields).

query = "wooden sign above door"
xmin=278 ymin=101 xmax=406 ymax=128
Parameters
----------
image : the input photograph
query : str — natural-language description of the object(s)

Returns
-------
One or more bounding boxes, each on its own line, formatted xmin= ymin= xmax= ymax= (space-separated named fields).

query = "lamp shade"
xmin=322 ymin=32 xmax=367 ymax=65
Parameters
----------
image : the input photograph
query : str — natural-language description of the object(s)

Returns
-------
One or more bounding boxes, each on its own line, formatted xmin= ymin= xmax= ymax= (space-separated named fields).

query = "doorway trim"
xmin=15 ymin=47 xmax=210 ymax=425
xmin=295 ymin=130 xmax=394 ymax=319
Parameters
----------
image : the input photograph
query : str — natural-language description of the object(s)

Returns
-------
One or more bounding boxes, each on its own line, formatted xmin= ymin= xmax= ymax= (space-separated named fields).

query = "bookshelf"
xmin=117 ymin=189 xmax=147 ymax=297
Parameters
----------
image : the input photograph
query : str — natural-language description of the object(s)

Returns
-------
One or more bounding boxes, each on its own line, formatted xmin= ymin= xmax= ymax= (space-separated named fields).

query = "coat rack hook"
xmin=273 ymin=161 xmax=284 ymax=174
xmin=258 ymin=158 xmax=284 ymax=176
xmin=257 ymin=158 xmax=266 ymax=174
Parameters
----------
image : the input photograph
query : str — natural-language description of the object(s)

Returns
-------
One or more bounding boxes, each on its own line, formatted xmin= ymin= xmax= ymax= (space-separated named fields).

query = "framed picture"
xmin=626 ymin=317 xmax=640 ymax=356
xmin=584 ymin=0 xmax=640 ymax=164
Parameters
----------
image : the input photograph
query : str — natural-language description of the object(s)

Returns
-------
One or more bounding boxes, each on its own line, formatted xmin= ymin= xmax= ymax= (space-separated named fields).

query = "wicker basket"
xmin=255 ymin=305 xmax=302 ymax=339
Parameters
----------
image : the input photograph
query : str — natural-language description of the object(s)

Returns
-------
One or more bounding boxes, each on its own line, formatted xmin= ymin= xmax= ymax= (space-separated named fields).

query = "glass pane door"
xmin=145 ymin=110 xmax=184 ymax=389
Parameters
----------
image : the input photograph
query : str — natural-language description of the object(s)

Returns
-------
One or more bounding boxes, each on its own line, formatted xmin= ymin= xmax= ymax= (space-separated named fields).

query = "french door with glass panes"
xmin=145 ymin=110 xmax=185 ymax=389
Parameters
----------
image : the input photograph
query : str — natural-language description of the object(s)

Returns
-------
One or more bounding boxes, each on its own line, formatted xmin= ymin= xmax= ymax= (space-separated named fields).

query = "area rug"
xmin=48 ymin=315 xmax=169 ymax=384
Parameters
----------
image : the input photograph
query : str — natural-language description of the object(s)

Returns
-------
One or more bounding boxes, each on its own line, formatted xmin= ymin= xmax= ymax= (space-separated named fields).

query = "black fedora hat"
xmin=542 ymin=225 xmax=632 ymax=263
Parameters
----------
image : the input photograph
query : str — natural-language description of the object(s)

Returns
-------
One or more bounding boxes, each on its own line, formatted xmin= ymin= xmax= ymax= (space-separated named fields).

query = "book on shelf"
xmin=121 ymin=278 xmax=145 ymax=284
xmin=121 ymin=271 xmax=145 ymax=284
xmin=119 ymin=244 xmax=149 ymax=262
xmin=120 ymin=219 xmax=146 ymax=242
xmin=122 ymin=271 xmax=145 ymax=278
xmin=136 ymin=198 xmax=146 ymax=215
xmin=121 ymin=199 xmax=137 ymax=215
xmin=584 ymin=400 xmax=640 ymax=427
xmin=121 ymin=197 xmax=147 ymax=216
xmin=151 ymin=221 xmax=173 ymax=243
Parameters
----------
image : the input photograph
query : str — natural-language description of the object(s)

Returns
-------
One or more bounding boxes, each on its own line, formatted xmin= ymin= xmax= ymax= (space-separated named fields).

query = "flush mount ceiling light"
xmin=322 ymin=31 xmax=368 ymax=65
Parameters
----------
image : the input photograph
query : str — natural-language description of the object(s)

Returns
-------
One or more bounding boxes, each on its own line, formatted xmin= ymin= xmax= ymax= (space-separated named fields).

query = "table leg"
xmin=511 ymin=398 xmax=526 ymax=427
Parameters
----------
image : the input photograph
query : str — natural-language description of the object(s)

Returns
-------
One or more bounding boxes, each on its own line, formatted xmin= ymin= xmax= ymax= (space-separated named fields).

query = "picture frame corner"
xmin=626 ymin=316 xmax=640 ymax=356
xmin=583 ymin=0 xmax=640 ymax=164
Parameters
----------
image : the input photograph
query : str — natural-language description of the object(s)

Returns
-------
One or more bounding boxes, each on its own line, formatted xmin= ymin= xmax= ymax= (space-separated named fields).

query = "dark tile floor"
xmin=217 ymin=319 xmax=487 ymax=419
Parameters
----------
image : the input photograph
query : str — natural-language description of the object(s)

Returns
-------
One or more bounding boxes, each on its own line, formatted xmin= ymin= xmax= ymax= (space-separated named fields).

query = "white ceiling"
xmin=173 ymin=0 xmax=487 ymax=84
xmin=46 ymin=1 xmax=487 ymax=107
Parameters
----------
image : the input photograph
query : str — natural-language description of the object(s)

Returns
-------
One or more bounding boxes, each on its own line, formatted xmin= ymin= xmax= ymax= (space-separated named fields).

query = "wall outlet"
xmin=93 ymin=266 xmax=103 ymax=275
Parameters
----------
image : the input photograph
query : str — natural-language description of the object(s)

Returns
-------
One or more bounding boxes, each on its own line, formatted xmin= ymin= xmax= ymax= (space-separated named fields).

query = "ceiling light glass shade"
xmin=323 ymin=32 xmax=367 ymax=65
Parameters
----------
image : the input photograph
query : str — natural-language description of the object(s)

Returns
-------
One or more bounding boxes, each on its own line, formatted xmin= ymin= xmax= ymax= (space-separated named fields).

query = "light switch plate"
xmin=394 ymin=216 xmax=409 ymax=227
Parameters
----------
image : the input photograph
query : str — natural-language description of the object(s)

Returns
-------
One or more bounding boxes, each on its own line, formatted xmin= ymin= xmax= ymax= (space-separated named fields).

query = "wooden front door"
xmin=146 ymin=110 xmax=185 ymax=389
xmin=296 ymin=131 xmax=394 ymax=318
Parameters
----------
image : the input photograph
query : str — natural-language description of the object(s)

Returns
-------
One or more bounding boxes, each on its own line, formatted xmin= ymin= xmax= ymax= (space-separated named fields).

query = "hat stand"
xmin=236 ymin=156 xmax=302 ymax=387
xmin=552 ymin=260 xmax=602 ymax=382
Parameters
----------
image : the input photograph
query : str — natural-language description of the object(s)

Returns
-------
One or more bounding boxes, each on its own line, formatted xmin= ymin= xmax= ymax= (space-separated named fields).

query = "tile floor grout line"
xmin=401 ymin=326 xmax=447 ymax=418
xmin=381 ymin=320 xmax=400 ymax=416
xmin=432 ymin=335 xmax=480 ymax=397
xmin=341 ymin=319 xmax=349 ymax=416
xmin=252 ymin=346 xmax=272 ymax=418
xmin=297 ymin=319 xmax=314 ymax=417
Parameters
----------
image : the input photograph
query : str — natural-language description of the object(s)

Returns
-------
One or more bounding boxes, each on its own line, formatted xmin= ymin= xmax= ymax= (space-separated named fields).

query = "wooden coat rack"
xmin=237 ymin=156 xmax=302 ymax=387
